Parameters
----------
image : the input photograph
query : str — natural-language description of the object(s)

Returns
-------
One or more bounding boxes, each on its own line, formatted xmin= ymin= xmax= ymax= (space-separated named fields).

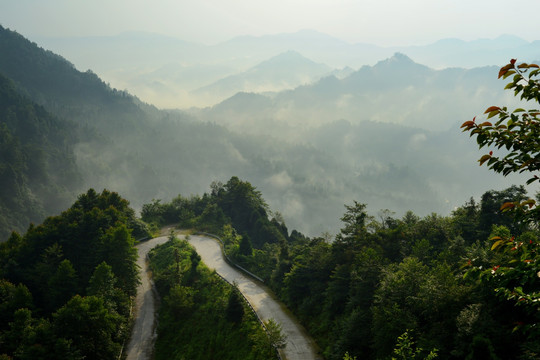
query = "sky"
xmin=1 ymin=0 xmax=539 ymax=46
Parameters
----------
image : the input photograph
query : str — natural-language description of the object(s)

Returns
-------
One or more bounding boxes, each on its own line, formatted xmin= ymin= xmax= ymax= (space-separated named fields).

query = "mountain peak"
xmin=372 ymin=52 xmax=425 ymax=71
xmin=388 ymin=52 xmax=415 ymax=63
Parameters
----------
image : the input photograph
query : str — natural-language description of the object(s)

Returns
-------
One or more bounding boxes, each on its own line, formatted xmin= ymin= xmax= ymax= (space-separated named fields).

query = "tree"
xmin=0 ymin=279 xmax=33 ymax=331
xmin=165 ymin=284 xmax=194 ymax=319
xmin=100 ymin=224 xmax=139 ymax=297
xmin=225 ymin=285 xmax=244 ymax=323
xmin=47 ymin=259 xmax=78 ymax=311
xmin=264 ymin=318 xmax=287 ymax=349
xmin=53 ymin=295 xmax=124 ymax=360
xmin=337 ymin=201 xmax=370 ymax=242
xmin=462 ymin=60 xmax=540 ymax=352
xmin=461 ymin=59 xmax=540 ymax=223
xmin=239 ymin=233 xmax=253 ymax=256
xmin=391 ymin=330 xmax=438 ymax=360
xmin=86 ymin=262 xmax=129 ymax=315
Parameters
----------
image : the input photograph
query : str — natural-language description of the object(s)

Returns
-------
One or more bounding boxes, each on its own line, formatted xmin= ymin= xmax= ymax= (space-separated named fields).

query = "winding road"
xmin=125 ymin=235 xmax=169 ymax=360
xmin=126 ymin=232 xmax=321 ymax=360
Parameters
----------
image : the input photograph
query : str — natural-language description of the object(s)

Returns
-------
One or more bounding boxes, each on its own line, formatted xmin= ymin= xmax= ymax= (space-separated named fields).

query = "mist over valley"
xmin=0 ymin=25 xmax=537 ymax=239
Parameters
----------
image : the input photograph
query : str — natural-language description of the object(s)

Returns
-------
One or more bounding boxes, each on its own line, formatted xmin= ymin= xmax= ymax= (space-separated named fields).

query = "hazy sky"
xmin=1 ymin=0 xmax=538 ymax=45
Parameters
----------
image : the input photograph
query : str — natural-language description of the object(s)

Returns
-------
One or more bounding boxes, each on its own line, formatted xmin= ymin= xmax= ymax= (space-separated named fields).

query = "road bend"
xmin=187 ymin=234 xmax=321 ymax=360
xmin=126 ymin=232 xmax=321 ymax=360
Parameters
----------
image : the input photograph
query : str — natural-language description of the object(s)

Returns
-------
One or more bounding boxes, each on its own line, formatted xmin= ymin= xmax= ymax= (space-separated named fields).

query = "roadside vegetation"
xmin=148 ymin=234 xmax=278 ymax=360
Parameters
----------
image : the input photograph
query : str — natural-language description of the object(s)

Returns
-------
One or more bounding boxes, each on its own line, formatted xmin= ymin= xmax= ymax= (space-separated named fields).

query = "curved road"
xmin=125 ymin=235 xmax=169 ymax=360
xmin=187 ymin=234 xmax=321 ymax=360
xmin=126 ymin=232 xmax=321 ymax=360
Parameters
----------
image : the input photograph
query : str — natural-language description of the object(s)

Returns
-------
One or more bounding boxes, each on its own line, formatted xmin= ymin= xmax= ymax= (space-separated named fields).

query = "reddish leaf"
xmin=479 ymin=154 xmax=491 ymax=166
xmin=499 ymin=64 xmax=513 ymax=78
xmin=500 ymin=202 xmax=515 ymax=211
xmin=484 ymin=106 xmax=501 ymax=114
xmin=460 ymin=120 xmax=475 ymax=128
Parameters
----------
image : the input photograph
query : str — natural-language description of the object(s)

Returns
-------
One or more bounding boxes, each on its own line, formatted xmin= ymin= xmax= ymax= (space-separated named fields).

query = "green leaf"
xmin=502 ymin=70 xmax=516 ymax=79
xmin=504 ymin=83 xmax=515 ymax=90
xmin=487 ymin=111 xmax=499 ymax=119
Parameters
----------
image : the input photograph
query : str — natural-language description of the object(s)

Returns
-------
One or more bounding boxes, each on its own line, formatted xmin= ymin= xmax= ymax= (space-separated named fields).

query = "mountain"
xmin=0 ymin=26 xmax=532 ymax=239
xmin=195 ymin=53 xmax=508 ymax=132
xmin=193 ymin=51 xmax=332 ymax=104
xmin=0 ymin=73 xmax=81 ymax=239
xmin=0 ymin=25 xmax=151 ymax=136
xmin=398 ymin=34 xmax=540 ymax=68
xmin=33 ymin=30 xmax=540 ymax=108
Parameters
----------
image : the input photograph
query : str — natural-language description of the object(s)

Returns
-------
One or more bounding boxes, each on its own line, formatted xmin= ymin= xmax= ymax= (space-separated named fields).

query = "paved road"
xmin=125 ymin=236 xmax=169 ymax=360
xmin=126 ymin=232 xmax=321 ymax=360
xmin=187 ymin=234 xmax=321 ymax=360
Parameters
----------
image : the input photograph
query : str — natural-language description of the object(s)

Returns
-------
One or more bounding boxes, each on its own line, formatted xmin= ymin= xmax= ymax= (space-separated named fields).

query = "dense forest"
xmin=0 ymin=73 xmax=81 ymax=240
xmin=143 ymin=176 xmax=539 ymax=359
xmin=0 ymin=189 xmax=149 ymax=359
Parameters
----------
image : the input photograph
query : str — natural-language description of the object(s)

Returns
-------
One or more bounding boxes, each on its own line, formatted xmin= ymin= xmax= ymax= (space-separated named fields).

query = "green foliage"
xmin=166 ymin=284 xmax=195 ymax=319
xmin=149 ymin=237 xmax=277 ymax=360
xmin=461 ymin=60 xmax=540 ymax=181
xmin=337 ymin=201 xmax=370 ymax=242
xmin=462 ymin=61 xmax=540 ymax=356
xmin=225 ymin=286 xmax=245 ymax=324
xmin=465 ymin=335 xmax=499 ymax=360
xmin=461 ymin=59 xmax=540 ymax=222
xmin=53 ymin=295 xmax=124 ymax=360
xmin=141 ymin=176 xmax=291 ymax=278
xmin=0 ymin=73 xmax=81 ymax=240
xmin=0 ymin=279 xmax=33 ymax=332
xmin=239 ymin=233 xmax=253 ymax=256
xmin=264 ymin=318 xmax=287 ymax=349
xmin=0 ymin=189 xmax=139 ymax=359
xmin=391 ymin=330 xmax=438 ymax=360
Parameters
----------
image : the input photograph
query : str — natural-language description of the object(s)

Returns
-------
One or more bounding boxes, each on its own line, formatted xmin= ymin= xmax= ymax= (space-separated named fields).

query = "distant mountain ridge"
xmin=193 ymin=50 xmax=332 ymax=103
xmin=195 ymin=53 xmax=507 ymax=132
xmin=31 ymin=29 xmax=540 ymax=108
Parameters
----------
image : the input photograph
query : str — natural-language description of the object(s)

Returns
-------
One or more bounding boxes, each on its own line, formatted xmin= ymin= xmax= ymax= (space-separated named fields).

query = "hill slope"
xmin=0 ymin=73 xmax=81 ymax=239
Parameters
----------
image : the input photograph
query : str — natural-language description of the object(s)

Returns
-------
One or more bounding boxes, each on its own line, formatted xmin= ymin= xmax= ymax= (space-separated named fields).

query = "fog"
xmin=50 ymin=34 xmax=539 ymax=236
xmin=35 ymin=32 xmax=540 ymax=109
xmin=1 ymin=25 xmax=538 ymax=238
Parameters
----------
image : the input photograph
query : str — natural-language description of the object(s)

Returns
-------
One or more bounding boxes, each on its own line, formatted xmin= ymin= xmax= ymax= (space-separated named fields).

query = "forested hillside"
xmin=0 ymin=189 xmax=148 ymax=359
xmin=144 ymin=178 xmax=539 ymax=360
xmin=0 ymin=74 xmax=81 ymax=240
